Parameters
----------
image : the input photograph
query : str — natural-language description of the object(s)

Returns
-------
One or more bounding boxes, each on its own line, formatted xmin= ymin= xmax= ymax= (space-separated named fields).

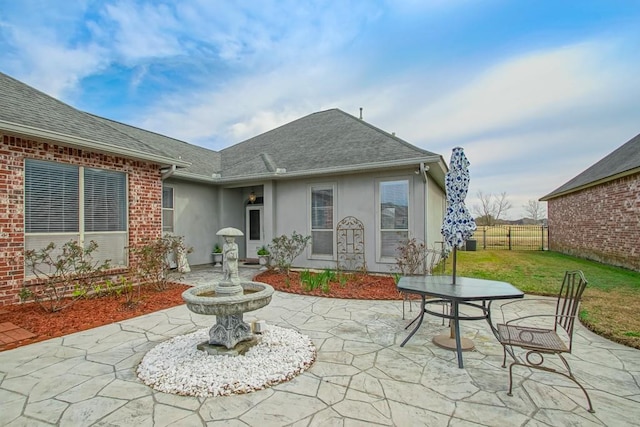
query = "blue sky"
xmin=1 ymin=0 xmax=639 ymax=218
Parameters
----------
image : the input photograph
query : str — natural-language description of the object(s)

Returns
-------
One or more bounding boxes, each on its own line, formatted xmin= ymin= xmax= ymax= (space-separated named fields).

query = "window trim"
xmin=162 ymin=185 xmax=175 ymax=233
xmin=376 ymin=177 xmax=412 ymax=263
xmin=308 ymin=182 xmax=336 ymax=260
xmin=24 ymin=159 xmax=129 ymax=268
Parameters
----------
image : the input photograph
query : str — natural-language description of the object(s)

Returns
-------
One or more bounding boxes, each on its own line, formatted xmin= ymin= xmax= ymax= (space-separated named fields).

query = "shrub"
xmin=395 ymin=238 xmax=444 ymax=276
xmin=129 ymin=235 xmax=192 ymax=291
xmin=106 ymin=276 xmax=138 ymax=308
xmin=22 ymin=240 xmax=111 ymax=312
xmin=300 ymin=269 xmax=336 ymax=293
xmin=268 ymin=231 xmax=311 ymax=275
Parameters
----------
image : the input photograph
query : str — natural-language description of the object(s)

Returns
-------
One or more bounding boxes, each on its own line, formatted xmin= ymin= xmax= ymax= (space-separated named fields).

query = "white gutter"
xmin=173 ymin=155 xmax=444 ymax=184
xmin=1 ymin=120 xmax=191 ymax=168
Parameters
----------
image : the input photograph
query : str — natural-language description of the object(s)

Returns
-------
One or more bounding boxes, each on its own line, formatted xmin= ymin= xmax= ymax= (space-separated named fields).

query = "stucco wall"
xmin=270 ymin=169 xmax=438 ymax=273
xmin=547 ymin=173 xmax=640 ymax=271
xmin=164 ymin=178 xmax=220 ymax=266
xmin=0 ymin=134 xmax=162 ymax=306
xmin=426 ymin=177 xmax=446 ymax=251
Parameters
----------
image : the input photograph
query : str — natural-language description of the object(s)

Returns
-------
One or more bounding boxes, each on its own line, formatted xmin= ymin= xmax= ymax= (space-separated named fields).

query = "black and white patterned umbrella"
xmin=441 ymin=147 xmax=476 ymax=282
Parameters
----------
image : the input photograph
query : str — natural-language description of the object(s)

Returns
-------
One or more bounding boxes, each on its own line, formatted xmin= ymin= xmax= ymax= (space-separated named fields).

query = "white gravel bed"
xmin=137 ymin=325 xmax=316 ymax=397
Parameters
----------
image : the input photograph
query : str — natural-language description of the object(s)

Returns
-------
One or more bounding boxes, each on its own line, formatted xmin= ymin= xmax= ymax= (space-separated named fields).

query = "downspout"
xmin=420 ymin=162 xmax=429 ymax=183
xmin=161 ymin=165 xmax=177 ymax=180
xmin=420 ymin=162 xmax=430 ymax=245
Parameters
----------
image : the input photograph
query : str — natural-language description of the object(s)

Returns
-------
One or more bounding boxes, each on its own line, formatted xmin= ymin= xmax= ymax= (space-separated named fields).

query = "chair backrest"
xmin=554 ymin=270 xmax=588 ymax=350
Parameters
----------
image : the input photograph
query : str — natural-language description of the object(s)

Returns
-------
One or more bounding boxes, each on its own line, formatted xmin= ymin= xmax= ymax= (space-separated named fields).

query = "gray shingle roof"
xmin=220 ymin=109 xmax=439 ymax=178
xmin=0 ymin=71 xmax=180 ymax=164
xmin=89 ymin=115 xmax=221 ymax=177
xmin=1 ymin=71 xmax=443 ymax=184
xmin=541 ymin=132 xmax=640 ymax=200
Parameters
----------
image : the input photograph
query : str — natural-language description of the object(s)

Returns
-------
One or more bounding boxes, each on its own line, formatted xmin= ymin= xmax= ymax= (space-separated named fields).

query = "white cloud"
xmin=405 ymin=42 xmax=614 ymax=142
xmin=101 ymin=2 xmax=182 ymax=62
xmin=2 ymin=1 xmax=638 ymax=220
xmin=135 ymin=56 xmax=364 ymax=148
xmin=0 ymin=24 xmax=107 ymax=99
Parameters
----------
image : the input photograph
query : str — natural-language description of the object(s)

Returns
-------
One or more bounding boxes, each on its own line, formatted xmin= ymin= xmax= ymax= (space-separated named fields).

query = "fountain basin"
xmin=182 ymin=282 xmax=274 ymax=317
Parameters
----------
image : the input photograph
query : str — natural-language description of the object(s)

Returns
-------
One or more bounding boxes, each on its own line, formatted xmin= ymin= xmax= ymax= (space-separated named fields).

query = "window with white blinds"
xmin=84 ymin=168 xmax=127 ymax=232
xmin=24 ymin=159 xmax=128 ymax=267
xmin=379 ymin=179 xmax=409 ymax=258
xmin=310 ymin=184 xmax=334 ymax=257
xmin=25 ymin=160 xmax=79 ymax=233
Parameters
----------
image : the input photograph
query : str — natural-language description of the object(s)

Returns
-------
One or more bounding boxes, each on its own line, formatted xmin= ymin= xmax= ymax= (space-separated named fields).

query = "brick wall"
xmin=0 ymin=133 xmax=162 ymax=305
xmin=547 ymin=173 xmax=640 ymax=271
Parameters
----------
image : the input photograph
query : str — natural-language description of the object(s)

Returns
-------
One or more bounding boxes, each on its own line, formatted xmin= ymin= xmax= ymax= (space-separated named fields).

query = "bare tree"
xmin=494 ymin=192 xmax=512 ymax=223
xmin=523 ymin=199 xmax=545 ymax=222
xmin=472 ymin=191 xmax=512 ymax=225
xmin=473 ymin=191 xmax=494 ymax=225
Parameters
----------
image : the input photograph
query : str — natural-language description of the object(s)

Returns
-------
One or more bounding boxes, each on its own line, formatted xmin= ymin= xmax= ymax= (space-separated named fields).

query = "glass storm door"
xmin=246 ymin=206 xmax=264 ymax=258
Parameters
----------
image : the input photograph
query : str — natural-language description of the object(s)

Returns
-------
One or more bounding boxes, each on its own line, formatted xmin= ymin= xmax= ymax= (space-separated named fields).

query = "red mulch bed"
xmin=254 ymin=270 xmax=404 ymax=300
xmin=1 ymin=271 xmax=405 ymax=352
xmin=0 ymin=283 xmax=189 ymax=352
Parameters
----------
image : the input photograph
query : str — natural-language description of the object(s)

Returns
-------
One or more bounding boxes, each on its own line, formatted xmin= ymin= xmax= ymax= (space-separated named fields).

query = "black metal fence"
xmin=466 ymin=225 xmax=548 ymax=251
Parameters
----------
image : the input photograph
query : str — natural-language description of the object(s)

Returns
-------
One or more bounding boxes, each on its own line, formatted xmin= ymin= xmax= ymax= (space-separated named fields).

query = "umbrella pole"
xmin=445 ymin=245 xmax=472 ymax=349
xmin=450 ymin=246 xmax=457 ymax=339
xmin=452 ymin=246 xmax=457 ymax=285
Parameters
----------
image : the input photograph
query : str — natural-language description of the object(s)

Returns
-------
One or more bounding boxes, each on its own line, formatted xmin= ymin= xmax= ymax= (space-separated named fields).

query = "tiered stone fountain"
xmin=182 ymin=227 xmax=274 ymax=355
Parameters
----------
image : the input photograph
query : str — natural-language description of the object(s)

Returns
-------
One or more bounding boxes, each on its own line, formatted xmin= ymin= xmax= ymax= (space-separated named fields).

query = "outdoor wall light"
xmin=248 ymin=192 xmax=257 ymax=203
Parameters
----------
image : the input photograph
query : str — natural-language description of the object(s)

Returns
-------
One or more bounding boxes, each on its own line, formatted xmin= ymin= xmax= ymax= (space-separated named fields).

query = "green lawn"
xmin=442 ymin=250 xmax=640 ymax=349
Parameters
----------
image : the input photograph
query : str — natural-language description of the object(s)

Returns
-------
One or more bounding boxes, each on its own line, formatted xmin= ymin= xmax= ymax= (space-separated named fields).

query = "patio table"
xmin=397 ymin=275 xmax=524 ymax=368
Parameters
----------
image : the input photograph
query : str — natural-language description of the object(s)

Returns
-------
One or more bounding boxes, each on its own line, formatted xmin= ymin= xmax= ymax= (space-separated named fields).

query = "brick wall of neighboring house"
xmin=0 ymin=134 xmax=162 ymax=306
xmin=548 ymin=173 xmax=640 ymax=272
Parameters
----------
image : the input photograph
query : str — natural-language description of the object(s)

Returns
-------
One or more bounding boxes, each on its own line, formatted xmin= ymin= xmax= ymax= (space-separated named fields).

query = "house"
xmin=0 ymin=71 xmax=447 ymax=306
xmin=541 ymin=133 xmax=640 ymax=271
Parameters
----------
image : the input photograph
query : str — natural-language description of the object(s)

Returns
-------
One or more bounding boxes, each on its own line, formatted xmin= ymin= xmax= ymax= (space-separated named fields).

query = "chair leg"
xmin=506 ymin=353 xmax=595 ymax=413
xmin=502 ymin=346 xmax=507 ymax=368
xmin=557 ymin=354 xmax=595 ymax=413
xmin=507 ymin=362 xmax=517 ymax=396
xmin=402 ymin=292 xmax=415 ymax=320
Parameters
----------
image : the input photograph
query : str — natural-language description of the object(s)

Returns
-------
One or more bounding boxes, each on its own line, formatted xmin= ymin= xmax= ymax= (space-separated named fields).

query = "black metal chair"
xmin=495 ymin=270 xmax=594 ymax=413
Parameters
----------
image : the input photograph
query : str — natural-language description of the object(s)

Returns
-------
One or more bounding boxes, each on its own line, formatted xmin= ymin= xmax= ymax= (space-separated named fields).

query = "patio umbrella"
xmin=441 ymin=147 xmax=476 ymax=284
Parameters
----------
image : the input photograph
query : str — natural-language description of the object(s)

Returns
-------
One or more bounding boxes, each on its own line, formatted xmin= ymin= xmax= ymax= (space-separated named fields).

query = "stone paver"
xmin=0 ymin=265 xmax=638 ymax=426
xmin=0 ymin=322 xmax=36 ymax=345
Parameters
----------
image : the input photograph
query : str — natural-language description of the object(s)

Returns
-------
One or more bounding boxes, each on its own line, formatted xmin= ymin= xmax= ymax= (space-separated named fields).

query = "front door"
xmin=246 ymin=206 xmax=264 ymax=258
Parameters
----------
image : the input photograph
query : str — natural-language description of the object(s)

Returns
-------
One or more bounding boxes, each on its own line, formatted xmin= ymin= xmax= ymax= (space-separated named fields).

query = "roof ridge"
xmin=541 ymin=131 xmax=640 ymax=199
xmin=332 ymin=109 xmax=436 ymax=156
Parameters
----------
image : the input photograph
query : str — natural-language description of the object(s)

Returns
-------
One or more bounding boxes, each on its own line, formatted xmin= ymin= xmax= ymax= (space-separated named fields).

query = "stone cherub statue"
xmin=222 ymin=235 xmax=239 ymax=282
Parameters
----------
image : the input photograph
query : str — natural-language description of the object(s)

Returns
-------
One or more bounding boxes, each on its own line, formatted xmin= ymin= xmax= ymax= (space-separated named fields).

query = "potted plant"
xmin=257 ymin=245 xmax=270 ymax=269
xmin=212 ymin=244 xmax=223 ymax=267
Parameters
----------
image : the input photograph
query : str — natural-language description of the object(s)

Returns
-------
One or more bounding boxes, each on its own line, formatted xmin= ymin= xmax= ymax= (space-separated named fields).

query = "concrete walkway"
xmin=1 ymin=265 xmax=639 ymax=426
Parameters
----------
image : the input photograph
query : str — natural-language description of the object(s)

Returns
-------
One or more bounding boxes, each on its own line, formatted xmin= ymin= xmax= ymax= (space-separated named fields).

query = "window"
xmin=162 ymin=186 xmax=174 ymax=233
xmin=379 ymin=179 xmax=409 ymax=258
xmin=25 ymin=161 xmax=79 ymax=233
xmin=310 ymin=184 xmax=334 ymax=256
xmin=85 ymin=168 xmax=127 ymax=232
xmin=24 ymin=159 xmax=128 ymax=267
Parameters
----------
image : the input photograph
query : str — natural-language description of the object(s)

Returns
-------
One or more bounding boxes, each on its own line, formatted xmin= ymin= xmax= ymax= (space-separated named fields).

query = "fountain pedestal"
xmin=209 ymin=312 xmax=253 ymax=348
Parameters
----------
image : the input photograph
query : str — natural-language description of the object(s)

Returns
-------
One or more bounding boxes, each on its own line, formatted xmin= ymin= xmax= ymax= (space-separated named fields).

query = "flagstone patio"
xmin=0 ymin=265 xmax=638 ymax=426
